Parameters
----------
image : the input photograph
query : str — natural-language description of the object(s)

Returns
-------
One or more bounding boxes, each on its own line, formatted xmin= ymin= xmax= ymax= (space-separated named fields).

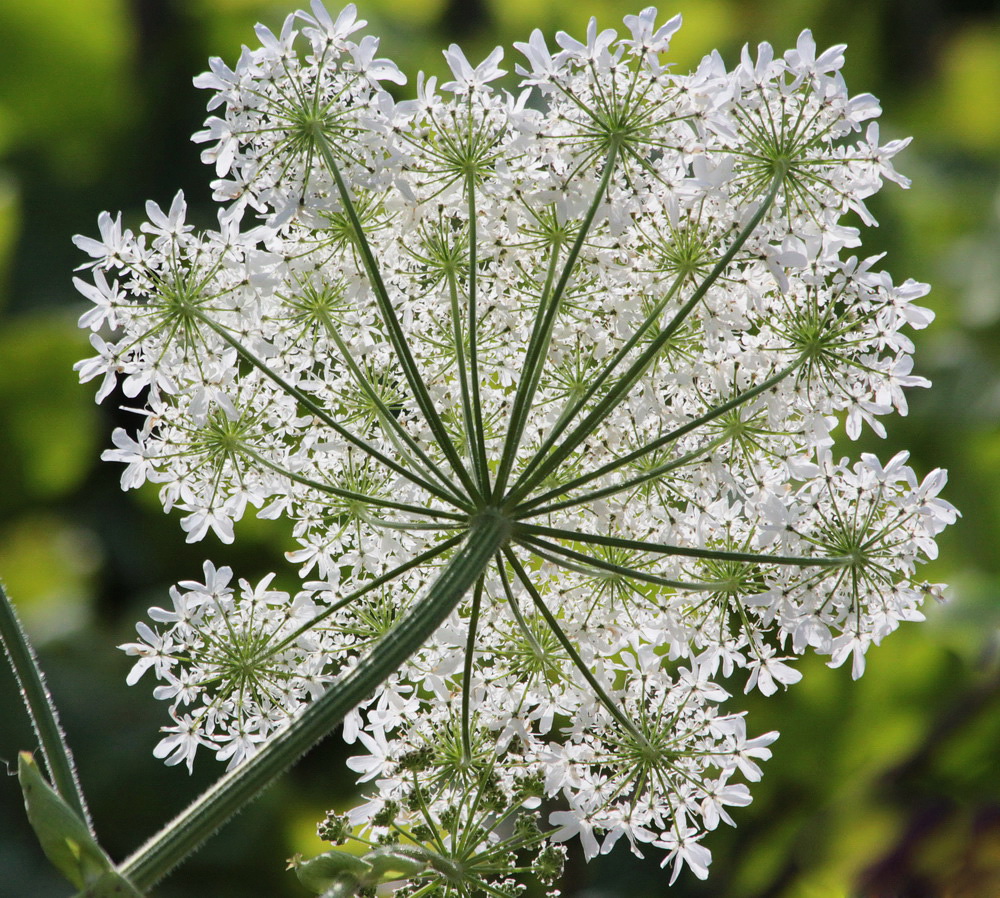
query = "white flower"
xmin=346 ymin=727 xmax=394 ymax=782
xmin=101 ymin=426 xmax=155 ymax=490
xmin=555 ymin=17 xmax=617 ymax=64
xmin=700 ymin=780 xmax=752 ymax=830
xmin=350 ymin=35 xmax=406 ymax=86
xmin=441 ymin=44 xmax=506 ymax=94
xmin=655 ymin=816 xmax=712 ymax=884
xmin=622 ymin=8 xmax=682 ymax=62
xmin=74 ymin=332 xmax=121 ymax=403
xmin=295 ymin=0 xmax=366 ymax=46
xmin=141 ymin=191 xmax=193 ymax=243
xmin=76 ymin=4 xmax=953 ymax=889
xmin=74 ymin=269 xmax=122 ymax=331
xmin=829 ymin=631 xmax=871 ymax=679
xmin=119 ymin=622 xmax=176 ymax=685
xmin=549 ymin=809 xmax=601 ymax=860
xmin=730 ymin=727 xmax=779 ymax=783
xmin=513 ymin=29 xmax=559 ymax=83
xmin=153 ymin=715 xmax=211 ymax=774
xmin=72 ymin=210 xmax=137 ymax=270
xmin=744 ymin=651 xmax=803 ymax=696
xmin=783 ymin=29 xmax=846 ymax=79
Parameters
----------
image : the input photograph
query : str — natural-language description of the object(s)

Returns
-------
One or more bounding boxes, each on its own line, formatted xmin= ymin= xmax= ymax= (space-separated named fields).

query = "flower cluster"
xmin=75 ymin=2 xmax=955 ymax=888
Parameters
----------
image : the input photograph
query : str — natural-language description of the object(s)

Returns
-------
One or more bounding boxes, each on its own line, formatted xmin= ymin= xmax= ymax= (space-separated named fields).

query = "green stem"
xmin=198 ymin=312 xmax=470 ymax=511
xmin=505 ymin=174 xmax=783 ymax=508
xmin=0 ymin=581 xmax=92 ymax=832
xmin=356 ymin=513 xmax=461 ymax=533
xmin=523 ymin=434 xmax=728 ymax=519
xmin=491 ymin=143 xmax=620 ymax=501
xmin=515 ymin=522 xmax=849 ymax=568
xmin=260 ymin=534 xmax=465 ymax=665
xmin=119 ymin=512 xmax=511 ymax=889
xmin=317 ymin=134 xmax=482 ymax=505
xmin=495 ymin=557 xmax=547 ymax=660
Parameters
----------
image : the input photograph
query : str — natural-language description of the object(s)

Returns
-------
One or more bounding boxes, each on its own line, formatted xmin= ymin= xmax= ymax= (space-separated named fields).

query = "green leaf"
xmin=294 ymin=849 xmax=373 ymax=894
xmin=366 ymin=845 xmax=428 ymax=879
xmin=77 ymin=871 xmax=147 ymax=898
xmin=18 ymin=752 xmax=144 ymax=896
xmin=18 ymin=752 xmax=109 ymax=889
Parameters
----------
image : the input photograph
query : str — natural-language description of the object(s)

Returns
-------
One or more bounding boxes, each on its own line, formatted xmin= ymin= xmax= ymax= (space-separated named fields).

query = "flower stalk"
xmin=52 ymin=4 xmax=956 ymax=893
xmin=119 ymin=511 xmax=511 ymax=889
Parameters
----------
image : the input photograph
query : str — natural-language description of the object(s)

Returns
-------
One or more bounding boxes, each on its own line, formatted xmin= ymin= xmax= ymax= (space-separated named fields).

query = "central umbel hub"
xmin=469 ymin=506 xmax=514 ymax=546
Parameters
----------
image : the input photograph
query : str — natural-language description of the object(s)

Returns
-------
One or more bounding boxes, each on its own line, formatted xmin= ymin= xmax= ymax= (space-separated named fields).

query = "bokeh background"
xmin=2 ymin=0 xmax=999 ymax=895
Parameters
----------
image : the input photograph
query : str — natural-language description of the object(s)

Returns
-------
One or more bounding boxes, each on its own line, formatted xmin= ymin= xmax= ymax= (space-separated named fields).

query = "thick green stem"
xmin=118 ymin=513 xmax=510 ymax=890
xmin=260 ymin=535 xmax=465 ymax=664
xmin=0 ymin=581 xmax=92 ymax=832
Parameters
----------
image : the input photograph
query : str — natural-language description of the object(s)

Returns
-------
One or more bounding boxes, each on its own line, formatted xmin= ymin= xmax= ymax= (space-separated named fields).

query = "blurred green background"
xmin=1 ymin=0 xmax=999 ymax=895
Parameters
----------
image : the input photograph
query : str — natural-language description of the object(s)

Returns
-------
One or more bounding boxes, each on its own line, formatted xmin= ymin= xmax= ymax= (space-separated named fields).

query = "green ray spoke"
xmin=323 ymin=311 xmax=470 ymax=504
xmin=510 ymin=266 xmax=687 ymax=494
xmin=243 ymin=447 xmax=467 ymax=521
xmin=519 ymin=358 xmax=802 ymax=514
xmin=316 ymin=134 xmax=483 ymax=505
xmin=258 ymin=533 xmax=466 ymax=664
xmin=503 ymin=546 xmax=648 ymax=745
xmin=446 ymin=267 xmax=479 ymax=484
xmin=492 ymin=143 xmax=621 ymax=501
xmin=465 ymin=163 xmax=491 ymax=494
xmin=517 ymin=534 xmax=711 ymax=592
xmin=195 ymin=310 xmax=472 ymax=511
xmin=505 ymin=174 xmax=783 ymax=508
xmin=460 ymin=578 xmax=485 ymax=763
xmin=515 ymin=522 xmax=849 ymax=569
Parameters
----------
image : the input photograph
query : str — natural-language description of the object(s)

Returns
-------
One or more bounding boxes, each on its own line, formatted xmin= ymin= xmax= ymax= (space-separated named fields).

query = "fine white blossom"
xmin=76 ymin=4 xmax=954 ymax=891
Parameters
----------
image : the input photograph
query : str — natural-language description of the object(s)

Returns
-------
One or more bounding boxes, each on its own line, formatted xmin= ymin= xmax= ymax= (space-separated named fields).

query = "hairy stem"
xmin=0 ymin=581 xmax=92 ymax=831
xmin=119 ymin=513 xmax=510 ymax=889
